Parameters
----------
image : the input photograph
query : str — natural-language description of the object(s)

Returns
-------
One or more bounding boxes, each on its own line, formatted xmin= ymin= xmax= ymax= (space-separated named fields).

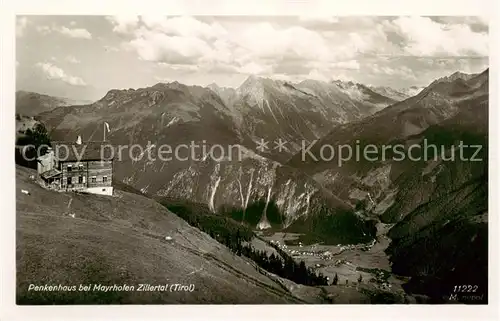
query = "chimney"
xmin=76 ymin=135 xmax=82 ymax=145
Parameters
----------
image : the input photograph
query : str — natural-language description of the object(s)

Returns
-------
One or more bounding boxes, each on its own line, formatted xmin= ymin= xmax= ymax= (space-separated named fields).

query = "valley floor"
xmin=257 ymin=222 xmax=411 ymax=301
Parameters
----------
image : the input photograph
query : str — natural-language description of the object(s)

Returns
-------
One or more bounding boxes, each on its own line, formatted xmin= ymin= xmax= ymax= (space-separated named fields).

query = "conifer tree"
xmin=332 ymin=273 xmax=339 ymax=285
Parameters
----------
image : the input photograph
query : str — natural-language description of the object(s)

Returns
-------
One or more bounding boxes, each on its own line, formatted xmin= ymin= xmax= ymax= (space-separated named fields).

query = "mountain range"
xmin=16 ymin=70 xmax=489 ymax=303
xmin=368 ymin=85 xmax=424 ymax=102
xmin=287 ymin=69 xmax=488 ymax=300
xmin=28 ymin=76 xmax=403 ymax=234
xmin=15 ymin=90 xmax=92 ymax=116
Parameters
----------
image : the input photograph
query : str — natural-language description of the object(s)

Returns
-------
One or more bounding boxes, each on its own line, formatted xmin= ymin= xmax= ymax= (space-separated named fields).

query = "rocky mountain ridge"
xmin=24 ymin=70 xmax=487 ymax=246
xmin=32 ymin=76 xmax=398 ymax=236
xmin=16 ymin=90 xmax=92 ymax=116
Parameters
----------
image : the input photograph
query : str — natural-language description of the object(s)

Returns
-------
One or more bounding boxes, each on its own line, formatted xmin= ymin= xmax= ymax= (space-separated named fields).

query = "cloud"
xmin=16 ymin=17 xmax=28 ymax=37
xmin=158 ymin=62 xmax=199 ymax=72
xmin=299 ymin=16 xmax=339 ymax=24
xmin=305 ymin=69 xmax=330 ymax=82
xmin=118 ymin=16 xmax=234 ymax=69
xmin=66 ymin=55 xmax=81 ymax=64
xmin=113 ymin=16 xmax=232 ymax=68
xmin=55 ymin=26 xmax=92 ymax=39
xmin=36 ymin=24 xmax=92 ymax=39
xmin=417 ymin=56 xmax=488 ymax=73
xmin=36 ymin=25 xmax=51 ymax=35
xmin=125 ymin=18 xmax=364 ymax=80
xmin=125 ymin=28 xmax=214 ymax=64
xmin=103 ymin=45 xmax=120 ymax=53
xmin=369 ymin=63 xmax=417 ymax=80
xmin=106 ymin=15 xmax=140 ymax=34
xmin=35 ymin=62 xmax=87 ymax=86
xmin=332 ymin=71 xmax=356 ymax=82
xmin=115 ymin=16 xmax=400 ymax=82
xmin=331 ymin=60 xmax=361 ymax=70
xmin=140 ymin=16 xmax=227 ymax=39
xmin=430 ymin=16 xmax=488 ymax=32
xmin=237 ymin=62 xmax=273 ymax=75
xmin=229 ymin=20 xmax=401 ymax=78
xmin=384 ymin=16 xmax=488 ymax=57
xmin=154 ymin=75 xmax=175 ymax=83
xmin=297 ymin=15 xmax=340 ymax=29
xmin=235 ymin=23 xmax=332 ymax=62
xmin=102 ymin=15 xmax=488 ymax=87
xmin=117 ymin=17 xmax=335 ymax=65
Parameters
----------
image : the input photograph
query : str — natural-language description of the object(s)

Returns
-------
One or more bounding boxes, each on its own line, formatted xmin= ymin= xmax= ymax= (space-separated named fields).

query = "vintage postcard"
xmin=1 ymin=0 xmax=497 ymax=320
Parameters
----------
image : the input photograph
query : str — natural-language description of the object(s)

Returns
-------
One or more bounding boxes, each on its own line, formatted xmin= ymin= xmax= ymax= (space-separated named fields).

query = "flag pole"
xmin=103 ymin=123 xmax=106 ymax=142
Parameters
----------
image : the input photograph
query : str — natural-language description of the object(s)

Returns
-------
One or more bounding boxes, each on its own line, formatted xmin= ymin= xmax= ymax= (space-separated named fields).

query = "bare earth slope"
xmin=16 ymin=166 xmax=313 ymax=304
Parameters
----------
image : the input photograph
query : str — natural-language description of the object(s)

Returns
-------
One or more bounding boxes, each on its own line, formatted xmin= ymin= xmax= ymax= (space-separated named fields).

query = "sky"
xmin=15 ymin=15 xmax=489 ymax=101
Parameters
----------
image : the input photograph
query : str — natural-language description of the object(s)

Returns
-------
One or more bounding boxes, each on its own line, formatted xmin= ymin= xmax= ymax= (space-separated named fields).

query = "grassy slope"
xmin=16 ymin=166 xmax=310 ymax=304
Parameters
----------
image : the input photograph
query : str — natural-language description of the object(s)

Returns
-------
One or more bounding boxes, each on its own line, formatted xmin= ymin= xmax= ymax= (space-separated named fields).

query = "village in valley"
xmin=254 ymin=223 xmax=404 ymax=293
